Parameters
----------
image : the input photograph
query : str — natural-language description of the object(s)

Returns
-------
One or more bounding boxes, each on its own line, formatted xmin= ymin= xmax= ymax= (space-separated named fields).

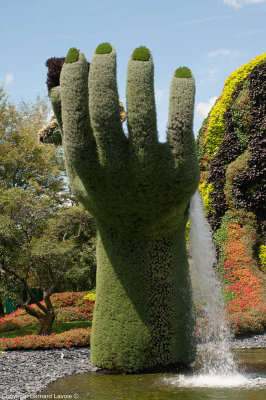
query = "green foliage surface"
xmin=203 ymin=53 xmax=266 ymax=156
xmin=231 ymin=84 xmax=252 ymax=150
xmin=95 ymin=43 xmax=112 ymax=54
xmin=49 ymin=44 xmax=199 ymax=372
xmin=174 ymin=67 xmax=192 ymax=78
xmin=65 ymin=47 xmax=80 ymax=63
xmin=259 ymin=245 xmax=266 ymax=273
xmin=131 ymin=46 xmax=150 ymax=61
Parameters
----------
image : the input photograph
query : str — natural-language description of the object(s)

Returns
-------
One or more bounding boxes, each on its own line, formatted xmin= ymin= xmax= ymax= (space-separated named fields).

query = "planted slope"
xmin=196 ymin=54 xmax=266 ymax=335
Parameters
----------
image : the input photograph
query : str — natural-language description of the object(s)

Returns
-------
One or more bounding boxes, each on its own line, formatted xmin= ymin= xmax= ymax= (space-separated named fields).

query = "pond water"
xmin=37 ymin=348 xmax=266 ymax=400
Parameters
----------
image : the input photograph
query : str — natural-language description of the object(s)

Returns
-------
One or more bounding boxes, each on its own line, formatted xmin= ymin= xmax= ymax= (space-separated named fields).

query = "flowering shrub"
xmin=0 ymin=291 xmax=95 ymax=332
xmin=0 ymin=309 xmax=36 ymax=333
xmin=215 ymin=209 xmax=266 ymax=335
xmin=56 ymin=306 xmax=93 ymax=322
xmin=84 ymin=292 xmax=96 ymax=302
xmin=76 ymin=292 xmax=95 ymax=316
xmin=229 ymin=311 xmax=264 ymax=335
xmin=51 ymin=292 xmax=88 ymax=308
xmin=0 ymin=327 xmax=91 ymax=351
xmin=204 ymin=53 xmax=266 ymax=157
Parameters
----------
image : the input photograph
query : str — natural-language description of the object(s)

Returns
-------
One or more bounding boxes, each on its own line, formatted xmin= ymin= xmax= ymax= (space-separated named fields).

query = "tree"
xmin=49 ymin=44 xmax=199 ymax=372
xmin=0 ymin=187 xmax=95 ymax=334
xmin=46 ymin=205 xmax=96 ymax=292
xmin=0 ymin=86 xmax=68 ymax=314
xmin=0 ymin=298 xmax=4 ymax=315
xmin=0 ymin=86 xmax=65 ymax=196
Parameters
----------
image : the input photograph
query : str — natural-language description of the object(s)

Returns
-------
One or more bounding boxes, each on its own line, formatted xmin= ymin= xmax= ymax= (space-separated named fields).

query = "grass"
xmin=0 ymin=320 xmax=92 ymax=339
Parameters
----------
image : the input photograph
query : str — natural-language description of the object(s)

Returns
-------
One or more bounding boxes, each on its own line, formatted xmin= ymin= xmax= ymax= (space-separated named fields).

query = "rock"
xmin=0 ymin=347 xmax=95 ymax=399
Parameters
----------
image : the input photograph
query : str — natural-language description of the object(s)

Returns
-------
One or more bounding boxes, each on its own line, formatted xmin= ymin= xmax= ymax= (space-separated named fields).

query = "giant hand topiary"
xmin=49 ymin=43 xmax=200 ymax=372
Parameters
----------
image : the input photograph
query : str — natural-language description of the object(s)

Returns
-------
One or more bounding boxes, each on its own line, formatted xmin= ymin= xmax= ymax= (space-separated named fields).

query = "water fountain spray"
xmin=189 ymin=189 xmax=237 ymax=376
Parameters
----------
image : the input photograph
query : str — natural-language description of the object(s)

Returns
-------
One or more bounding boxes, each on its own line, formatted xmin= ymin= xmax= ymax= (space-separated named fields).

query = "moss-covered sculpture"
xmin=49 ymin=43 xmax=199 ymax=372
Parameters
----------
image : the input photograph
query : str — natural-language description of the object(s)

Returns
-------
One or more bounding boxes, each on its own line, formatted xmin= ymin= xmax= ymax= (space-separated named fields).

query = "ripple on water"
xmin=166 ymin=373 xmax=266 ymax=389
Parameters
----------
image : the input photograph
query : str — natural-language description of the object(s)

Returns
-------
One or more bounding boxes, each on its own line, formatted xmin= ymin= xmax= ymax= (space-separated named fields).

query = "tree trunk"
xmin=0 ymin=299 xmax=4 ymax=315
xmin=24 ymin=291 xmax=56 ymax=336
xmin=38 ymin=310 xmax=56 ymax=335
xmin=91 ymin=223 xmax=196 ymax=373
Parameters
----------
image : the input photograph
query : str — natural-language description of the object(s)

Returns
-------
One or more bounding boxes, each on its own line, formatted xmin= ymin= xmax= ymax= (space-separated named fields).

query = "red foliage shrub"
xmin=0 ymin=327 xmax=91 ymax=351
xmin=217 ymin=211 xmax=266 ymax=335
xmin=0 ymin=309 xmax=36 ymax=332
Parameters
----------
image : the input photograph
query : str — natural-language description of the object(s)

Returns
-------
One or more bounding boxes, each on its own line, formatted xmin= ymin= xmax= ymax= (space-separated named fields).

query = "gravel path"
xmin=0 ymin=333 xmax=265 ymax=400
xmin=0 ymin=347 xmax=97 ymax=400
xmin=230 ymin=331 xmax=266 ymax=349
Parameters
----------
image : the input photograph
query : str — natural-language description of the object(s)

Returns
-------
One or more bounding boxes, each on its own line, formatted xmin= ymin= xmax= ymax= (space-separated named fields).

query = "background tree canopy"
xmin=0 ymin=86 xmax=65 ymax=195
xmin=0 ymin=86 xmax=96 ymax=326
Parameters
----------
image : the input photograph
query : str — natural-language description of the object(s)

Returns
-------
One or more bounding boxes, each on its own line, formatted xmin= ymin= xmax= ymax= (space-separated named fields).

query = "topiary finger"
xmin=167 ymin=67 xmax=196 ymax=161
xmin=126 ymin=46 xmax=158 ymax=166
xmin=60 ymin=49 xmax=95 ymax=168
xmin=89 ymin=43 xmax=127 ymax=168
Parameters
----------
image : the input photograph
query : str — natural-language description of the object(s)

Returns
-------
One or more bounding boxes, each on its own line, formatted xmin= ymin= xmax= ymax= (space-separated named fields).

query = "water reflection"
xmin=36 ymin=349 xmax=266 ymax=400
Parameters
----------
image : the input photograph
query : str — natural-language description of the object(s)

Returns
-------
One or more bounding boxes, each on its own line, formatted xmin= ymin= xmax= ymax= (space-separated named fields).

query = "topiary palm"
xmin=49 ymin=43 xmax=200 ymax=372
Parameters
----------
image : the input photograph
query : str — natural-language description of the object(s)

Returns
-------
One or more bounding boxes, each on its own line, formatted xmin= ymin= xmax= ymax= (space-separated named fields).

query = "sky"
xmin=1 ymin=0 xmax=266 ymax=141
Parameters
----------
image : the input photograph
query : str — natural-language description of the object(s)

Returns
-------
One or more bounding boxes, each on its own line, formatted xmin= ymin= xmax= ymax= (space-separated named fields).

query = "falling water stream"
xmin=168 ymin=189 xmax=265 ymax=389
xmin=188 ymin=189 xmax=236 ymax=375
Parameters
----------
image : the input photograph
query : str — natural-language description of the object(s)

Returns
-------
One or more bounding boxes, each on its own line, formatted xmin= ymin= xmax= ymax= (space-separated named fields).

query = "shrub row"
xmin=0 ymin=327 xmax=91 ymax=351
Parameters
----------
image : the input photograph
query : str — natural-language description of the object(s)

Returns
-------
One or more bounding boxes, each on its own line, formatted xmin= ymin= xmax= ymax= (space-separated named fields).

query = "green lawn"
xmin=0 ymin=320 xmax=92 ymax=339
